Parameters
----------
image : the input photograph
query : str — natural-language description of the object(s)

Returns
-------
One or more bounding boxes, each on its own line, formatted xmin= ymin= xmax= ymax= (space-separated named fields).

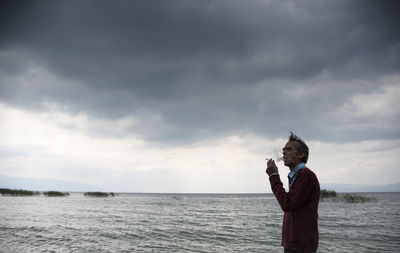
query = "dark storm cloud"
xmin=1 ymin=0 xmax=399 ymax=143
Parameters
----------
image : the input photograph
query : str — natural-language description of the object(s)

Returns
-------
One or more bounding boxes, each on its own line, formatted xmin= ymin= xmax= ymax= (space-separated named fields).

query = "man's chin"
xmin=283 ymin=160 xmax=292 ymax=167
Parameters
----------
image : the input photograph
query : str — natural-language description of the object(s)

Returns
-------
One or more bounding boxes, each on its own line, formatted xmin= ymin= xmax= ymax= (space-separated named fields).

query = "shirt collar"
xmin=288 ymin=162 xmax=306 ymax=179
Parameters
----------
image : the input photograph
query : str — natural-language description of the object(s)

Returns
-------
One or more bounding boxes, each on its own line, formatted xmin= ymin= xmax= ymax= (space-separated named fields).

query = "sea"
xmin=0 ymin=192 xmax=399 ymax=252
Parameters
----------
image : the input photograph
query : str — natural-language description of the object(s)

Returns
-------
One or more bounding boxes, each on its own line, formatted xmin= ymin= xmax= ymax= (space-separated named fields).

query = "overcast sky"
xmin=0 ymin=0 xmax=399 ymax=193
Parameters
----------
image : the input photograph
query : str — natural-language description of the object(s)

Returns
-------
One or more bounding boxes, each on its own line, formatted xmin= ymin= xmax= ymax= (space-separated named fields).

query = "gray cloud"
xmin=1 ymin=0 xmax=399 ymax=143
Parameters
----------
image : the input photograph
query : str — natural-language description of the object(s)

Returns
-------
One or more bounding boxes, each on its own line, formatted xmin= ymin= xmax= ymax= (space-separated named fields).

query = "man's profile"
xmin=266 ymin=132 xmax=320 ymax=253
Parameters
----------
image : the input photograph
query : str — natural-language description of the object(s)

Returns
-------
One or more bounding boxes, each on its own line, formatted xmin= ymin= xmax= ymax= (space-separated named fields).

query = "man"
xmin=266 ymin=132 xmax=320 ymax=253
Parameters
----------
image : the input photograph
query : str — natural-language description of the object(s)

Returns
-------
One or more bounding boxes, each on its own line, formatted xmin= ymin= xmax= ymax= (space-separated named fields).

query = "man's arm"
xmin=269 ymin=170 xmax=316 ymax=212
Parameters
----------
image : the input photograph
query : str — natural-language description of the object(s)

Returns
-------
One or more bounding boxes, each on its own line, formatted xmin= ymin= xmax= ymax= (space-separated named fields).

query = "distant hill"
xmin=0 ymin=175 xmax=98 ymax=192
xmin=1 ymin=174 xmax=399 ymax=193
xmin=321 ymin=182 xmax=400 ymax=193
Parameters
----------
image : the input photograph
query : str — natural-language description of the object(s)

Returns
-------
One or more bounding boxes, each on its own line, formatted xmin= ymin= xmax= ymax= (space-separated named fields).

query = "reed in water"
xmin=43 ymin=191 xmax=70 ymax=197
xmin=0 ymin=188 xmax=40 ymax=196
xmin=84 ymin=192 xmax=115 ymax=197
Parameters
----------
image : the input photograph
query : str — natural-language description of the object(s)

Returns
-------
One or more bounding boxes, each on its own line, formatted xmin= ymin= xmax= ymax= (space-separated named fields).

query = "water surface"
xmin=1 ymin=193 xmax=399 ymax=252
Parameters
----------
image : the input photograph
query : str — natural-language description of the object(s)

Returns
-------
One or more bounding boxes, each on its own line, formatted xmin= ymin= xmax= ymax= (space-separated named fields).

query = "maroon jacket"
xmin=269 ymin=167 xmax=320 ymax=253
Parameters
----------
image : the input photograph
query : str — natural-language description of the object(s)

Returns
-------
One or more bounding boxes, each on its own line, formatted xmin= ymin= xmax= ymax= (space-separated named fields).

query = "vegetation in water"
xmin=320 ymin=189 xmax=377 ymax=203
xmin=342 ymin=193 xmax=377 ymax=203
xmin=43 ymin=191 xmax=69 ymax=197
xmin=0 ymin=188 xmax=40 ymax=196
xmin=320 ymin=189 xmax=337 ymax=199
xmin=84 ymin=191 xmax=114 ymax=197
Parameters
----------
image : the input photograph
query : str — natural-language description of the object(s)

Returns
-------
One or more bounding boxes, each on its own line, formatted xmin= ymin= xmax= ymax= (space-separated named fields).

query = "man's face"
xmin=282 ymin=141 xmax=303 ymax=169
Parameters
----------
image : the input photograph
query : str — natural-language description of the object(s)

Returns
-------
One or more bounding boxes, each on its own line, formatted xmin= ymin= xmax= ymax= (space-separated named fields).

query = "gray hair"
xmin=288 ymin=132 xmax=309 ymax=163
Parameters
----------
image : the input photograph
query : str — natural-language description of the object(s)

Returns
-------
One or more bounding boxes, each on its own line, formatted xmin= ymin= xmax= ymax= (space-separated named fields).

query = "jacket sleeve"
xmin=269 ymin=170 xmax=315 ymax=212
